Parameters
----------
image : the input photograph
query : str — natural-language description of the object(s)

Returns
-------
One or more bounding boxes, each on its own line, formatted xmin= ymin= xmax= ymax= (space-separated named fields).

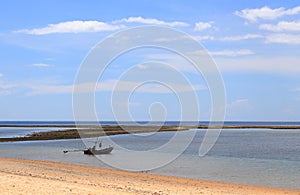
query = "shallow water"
xmin=0 ymin=129 xmax=299 ymax=189
xmin=0 ymin=127 xmax=71 ymax=138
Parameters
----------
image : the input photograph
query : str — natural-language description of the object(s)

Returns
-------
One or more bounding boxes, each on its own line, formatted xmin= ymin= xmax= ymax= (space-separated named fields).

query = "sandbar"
xmin=1 ymin=124 xmax=300 ymax=142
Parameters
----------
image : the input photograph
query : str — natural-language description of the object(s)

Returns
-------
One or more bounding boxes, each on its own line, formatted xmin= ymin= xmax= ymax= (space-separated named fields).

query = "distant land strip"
xmin=1 ymin=125 xmax=300 ymax=142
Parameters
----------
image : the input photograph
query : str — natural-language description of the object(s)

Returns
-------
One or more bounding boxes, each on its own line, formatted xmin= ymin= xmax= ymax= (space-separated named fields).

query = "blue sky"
xmin=1 ymin=0 xmax=300 ymax=121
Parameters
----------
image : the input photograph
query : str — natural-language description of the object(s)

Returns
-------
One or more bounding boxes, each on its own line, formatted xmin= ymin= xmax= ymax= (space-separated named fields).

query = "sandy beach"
xmin=0 ymin=158 xmax=299 ymax=195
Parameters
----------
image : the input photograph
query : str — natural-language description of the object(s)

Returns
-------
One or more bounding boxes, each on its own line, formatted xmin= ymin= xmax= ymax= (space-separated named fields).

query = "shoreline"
xmin=0 ymin=158 xmax=299 ymax=194
xmin=1 ymin=125 xmax=300 ymax=142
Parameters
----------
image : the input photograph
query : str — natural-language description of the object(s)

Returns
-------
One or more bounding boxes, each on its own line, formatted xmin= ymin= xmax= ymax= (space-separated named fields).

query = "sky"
xmin=1 ymin=0 xmax=300 ymax=121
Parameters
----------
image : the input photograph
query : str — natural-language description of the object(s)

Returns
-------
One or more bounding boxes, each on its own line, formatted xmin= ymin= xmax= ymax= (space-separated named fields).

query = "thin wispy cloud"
xmin=30 ymin=63 xmax=50 ymax=67
xmin=0 ymin=82 xmax=17 ymax=90
xmin=260 ymin=21 xmax=300 ymax=32
xmin=113 ymin=16 xmax=189 ymax=27
xmin=28 ymin=80 xmax=206 ymax=96
xmin=107 ymin=80 xmax=205 ymax=94
xmin=0 ymin=74 xmax=15 ymax=90
xmin=215 ymin=56 xmax=300 ymax=74
xmin=15 ymin=20 xmax=124 ymax=35
xmin=142 ymin=53 xmax=198 ymax=73
xmin=293 ymin=87 xmax=300 ymax=91
xmin=227 ymin=99 xmax=252 ymax=117
xmin=194 ymin=34 xmax=263 ymax=42
xmin=235 ymin=6 xmax=300 ymax=22
xmin=219 ymin=34 xmax=263 ymax=41
xmin=0 ymin=90 xmax=12 ymax=96
xmin=193 ymin=35 xmax=215 ymax=41
xmin=194 ymin=22 xmax=213 ymax=31
xmin=0 ymin=79 xmax=17 ymax=96
xmin=227 ymin=99 xmax=249 ymax=110
xmin=210 ymin=49 xmax=254 ymax=57
xmin=265 ymin=33 xmax=300 ymax=44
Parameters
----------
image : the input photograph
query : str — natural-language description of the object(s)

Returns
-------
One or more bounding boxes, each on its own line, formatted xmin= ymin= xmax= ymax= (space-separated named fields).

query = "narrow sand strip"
xmin=0 ymin=158 xmax=299 ymax=195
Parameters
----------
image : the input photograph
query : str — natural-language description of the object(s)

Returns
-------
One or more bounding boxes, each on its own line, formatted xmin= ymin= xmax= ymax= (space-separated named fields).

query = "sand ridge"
xmin=1 ymin=125 xmax=300 ymax=142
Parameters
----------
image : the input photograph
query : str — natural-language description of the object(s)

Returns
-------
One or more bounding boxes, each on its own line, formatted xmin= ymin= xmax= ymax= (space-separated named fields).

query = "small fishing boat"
xmin=83 ymin=145 xmax=113 ymax=155
xmin=63 ymin=139 xmax=113 ymax=155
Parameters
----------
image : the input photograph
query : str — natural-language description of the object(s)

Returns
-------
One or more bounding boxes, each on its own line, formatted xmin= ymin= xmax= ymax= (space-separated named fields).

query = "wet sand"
xmin=0 ymin=158 xmax=299 ymax=195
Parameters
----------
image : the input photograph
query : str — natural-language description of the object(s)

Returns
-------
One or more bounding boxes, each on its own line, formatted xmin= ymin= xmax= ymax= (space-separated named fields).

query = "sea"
xmin=0 ymin=121 xmax=299 ymax=190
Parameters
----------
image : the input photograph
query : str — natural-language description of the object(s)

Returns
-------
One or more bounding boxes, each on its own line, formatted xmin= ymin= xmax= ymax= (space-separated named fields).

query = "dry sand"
xmin=0 ymin=158 xmax=299 ymax=195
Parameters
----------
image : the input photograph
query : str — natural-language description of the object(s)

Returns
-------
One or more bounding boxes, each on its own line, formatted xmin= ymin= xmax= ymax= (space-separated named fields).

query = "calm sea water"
xmin=0 ymin=121 xmax=299 ymax=190
xmin=1 ymin=120 xmax=300 ymax=127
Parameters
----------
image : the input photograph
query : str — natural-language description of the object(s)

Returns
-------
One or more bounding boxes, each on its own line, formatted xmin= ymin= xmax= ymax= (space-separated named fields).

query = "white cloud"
xmin=99 ymin=79 xmax=205 ymax=94
xmin=210 ymin=49 xmax=254 ymax=57
xmin=114 ymin=17 xmax=188 ymax=27
xmin=227 ymin=99 xmax=249 ymax=109
xmin=136 ymin=64 xmax=148 ymax=69
xmin=265 ymin=33 xmax=300 ymax=44
xmin=235 ymin=6 xmax=300 ymax=22
xmin=153 ymin=35 xmax=212 ymax=43
xmin=260 ymin=21 xmax=300 ymax=32
xmin=193 ymin=35 xmax=215 ymax=41
xmin=152 ymin=35 xmax=193 ymax=43
xmin=193 ymin=34 xmax=263 ymax=42
xmin=293 ymin=87 xmax=300 ymax=92
xmin=27 ymin=80 xmax=206 ymax=96
xmin=112 ymin=81 xmax=205 ymax=94
xmin=142 ymin=53 xmax=198 ymax=73
xmin=219 ymin=34 xmax=263 ymax=41
xmin=28 ymin=84 xmax=73 ymax=95
xmin=113 ymin=101 xmax=142 ymax=108
xmin=153 ymin=33 xmax=261 ymax=44
xmin=0 ymin=73 xmax=3 ymax=78
xmin=227 ymin=99 xmax=252 ymax=117
xmin=194 ymin=22 xmax=213 ymax=31
xmin=30 ymin=63 xmax=50 ymax=67
xmin=0 ymin=90 xmax=12 ymax=96
xmin=0 ymin=82 xmax=17 ymax=90
xmin=215 ymin=56 xmax=300 ymax=74
xmin=15 ymin=20 xmax=124 ymax=35
xmin=0 ymin=81 xmax=17 ymax=96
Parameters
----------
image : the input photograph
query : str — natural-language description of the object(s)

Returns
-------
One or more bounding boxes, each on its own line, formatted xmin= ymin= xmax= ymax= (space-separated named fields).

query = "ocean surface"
xmin=1 ymin=120 xmax=300 ymax=127
xmin=0 ymin=121 xmax=299 ymax=190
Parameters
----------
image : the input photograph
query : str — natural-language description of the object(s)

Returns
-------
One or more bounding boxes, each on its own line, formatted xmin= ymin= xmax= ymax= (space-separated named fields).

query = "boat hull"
xmin=84 ymin=146 xmax=113 ymax=155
